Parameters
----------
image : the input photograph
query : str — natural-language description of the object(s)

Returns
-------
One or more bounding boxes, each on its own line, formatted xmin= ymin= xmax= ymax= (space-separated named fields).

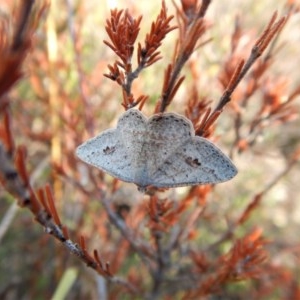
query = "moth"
xmin=76 ymin=109 xmax=237 ymax=190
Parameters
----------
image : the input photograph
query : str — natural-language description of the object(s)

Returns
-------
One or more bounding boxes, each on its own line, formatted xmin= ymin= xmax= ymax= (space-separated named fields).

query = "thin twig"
xmin=101 ymin=193 xmax=155 ymax=261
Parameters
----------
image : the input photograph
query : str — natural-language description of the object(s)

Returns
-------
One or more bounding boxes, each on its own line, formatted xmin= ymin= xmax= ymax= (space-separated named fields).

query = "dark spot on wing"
xmin=185 ymin=157 xmax=201 ymax=168
xmin=135 ymin=113 xmax=143 ymax=120
xmin=103 ymin=146 xmax=116 ymax=155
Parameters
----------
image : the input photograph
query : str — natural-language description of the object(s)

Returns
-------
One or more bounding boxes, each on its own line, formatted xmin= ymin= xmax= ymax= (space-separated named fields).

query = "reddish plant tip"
xmin=45 ymin=184 xmax=62 ymax=226
xmin=79 ymin=235 xmax=86 ymax=250
xmin=103 ymin=1 xmax=176 ymax=110
xmin=139 ymin=2 xmax=176 ymax=67
xmin=15 ymin=146 xmax=29 ymax=186
xmin=104 ymin=9 xmax=142 ymax=66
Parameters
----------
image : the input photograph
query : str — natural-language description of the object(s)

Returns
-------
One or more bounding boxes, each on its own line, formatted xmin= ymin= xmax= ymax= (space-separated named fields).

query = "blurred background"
xmin=0 ymin=0 xmax=299 ymax=299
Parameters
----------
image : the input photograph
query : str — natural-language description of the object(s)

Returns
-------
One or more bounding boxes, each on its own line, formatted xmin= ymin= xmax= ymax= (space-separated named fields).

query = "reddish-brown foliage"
xmin=0 ymin=1 xmax=299 ymax=299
